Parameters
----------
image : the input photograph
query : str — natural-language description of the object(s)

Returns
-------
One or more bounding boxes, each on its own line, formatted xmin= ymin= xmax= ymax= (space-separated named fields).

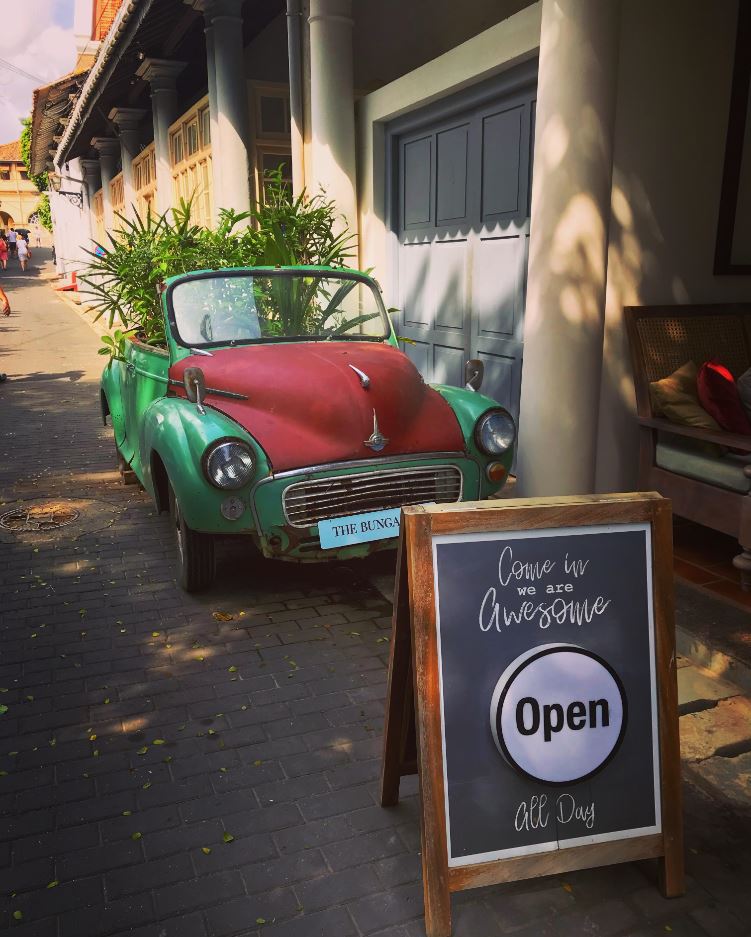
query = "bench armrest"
xmin=638 ymin=416 xmax=751 ymax=453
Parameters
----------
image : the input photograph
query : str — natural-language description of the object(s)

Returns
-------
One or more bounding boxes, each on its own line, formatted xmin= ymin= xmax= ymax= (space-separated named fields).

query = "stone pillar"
xmin=79 ymin=158 xmax=101 ymax=243
xmin=515 ymin=0 xmax=622 ymax=496
xmin=201 ymin=0 xmax=252 ymax=217
xmin=91 ymin=137 xmax=120 ymax=234
xmin=308 ymin=0 xmax=356 ymax=237
xmin=109 ymin=108 xmax=146 ymax=220
xmin=136 ymin=58 xmax=186 ymax=216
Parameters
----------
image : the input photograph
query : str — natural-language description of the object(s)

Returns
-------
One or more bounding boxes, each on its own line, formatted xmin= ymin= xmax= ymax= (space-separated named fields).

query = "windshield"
xmin=169 ymin=271 xmax=390 ymax=347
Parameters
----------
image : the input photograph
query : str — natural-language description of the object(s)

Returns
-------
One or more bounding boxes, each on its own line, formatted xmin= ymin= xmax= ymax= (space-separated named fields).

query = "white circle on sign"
xmin=490 ymin=643 xmax=627 ymax=785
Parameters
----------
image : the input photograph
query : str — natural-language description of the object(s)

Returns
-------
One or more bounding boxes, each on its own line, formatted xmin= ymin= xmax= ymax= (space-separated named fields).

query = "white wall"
xmin=244 ymin=13 xmax=289 ymax=83
xmin=50 ymin=159 xmax=91 ymax=279
xmin=595 ymin=0 xmax=751 ymax=491
xmin=353 ymin=0 xmax=535 ymax=92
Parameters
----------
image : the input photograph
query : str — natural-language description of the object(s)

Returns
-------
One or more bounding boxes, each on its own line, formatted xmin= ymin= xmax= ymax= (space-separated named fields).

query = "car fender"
xmin=432 ymin=383 xmax=515 ymax=493
xmin=100 ymin=361 xmax=126 ymax=447
xmin=140 ymin=397 xmax=271 ymax=531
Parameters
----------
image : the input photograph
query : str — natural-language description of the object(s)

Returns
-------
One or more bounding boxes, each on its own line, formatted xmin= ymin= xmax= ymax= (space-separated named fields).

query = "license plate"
xmin=318 ymin=508 xmax=401 ymax=549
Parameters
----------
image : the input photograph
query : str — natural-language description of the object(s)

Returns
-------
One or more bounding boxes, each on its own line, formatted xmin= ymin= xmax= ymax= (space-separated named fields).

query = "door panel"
xmin=481 ymin=106 xmax=523 ymax=219
xmin=473 ymin=235 xmax=518 ymax=338
xmin=396 ymin=73 xmax=536 ymax=427
xmin=434 ymin=343 xmax=467 ymax=389
xmin=403 ymin=136 xmax=433 ymax=228
xmin=436 ymin=124 xmax=470 ymax=223
xmin=477 ymin=349 xmax=518 ymax=415
xmin=432 ymin=239 xmax=468 ymax=332
xmin=400 ymin=241 xmax=432 ymax=328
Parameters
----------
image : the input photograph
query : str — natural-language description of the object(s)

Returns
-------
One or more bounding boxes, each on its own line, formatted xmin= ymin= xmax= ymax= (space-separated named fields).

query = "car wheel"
xmin=168 ymin=483 xmax=215 ymax=592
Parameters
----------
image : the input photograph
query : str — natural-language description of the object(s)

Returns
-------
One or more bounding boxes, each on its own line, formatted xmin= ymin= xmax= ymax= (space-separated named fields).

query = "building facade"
xmin=29 ymin=0 xmax=751 ymax=496
xmin=0 ymin=141 xmax=40 ymax=233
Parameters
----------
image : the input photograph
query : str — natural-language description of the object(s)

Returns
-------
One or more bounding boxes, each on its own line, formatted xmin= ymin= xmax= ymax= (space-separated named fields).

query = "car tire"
xmin=168 ymin=483 xmax=215 ymax=592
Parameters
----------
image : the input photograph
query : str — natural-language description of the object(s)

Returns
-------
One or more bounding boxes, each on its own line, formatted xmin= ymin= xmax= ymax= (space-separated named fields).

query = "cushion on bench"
xmin=656 ymin=434 xmax=751 ymax=494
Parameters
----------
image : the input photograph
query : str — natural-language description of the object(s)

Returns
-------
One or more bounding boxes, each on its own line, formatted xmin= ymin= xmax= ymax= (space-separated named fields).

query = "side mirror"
xmin=183 ymin=366 xmax=207 ymax=415
xmin=465 ymin=359 xmax=484 ymax=392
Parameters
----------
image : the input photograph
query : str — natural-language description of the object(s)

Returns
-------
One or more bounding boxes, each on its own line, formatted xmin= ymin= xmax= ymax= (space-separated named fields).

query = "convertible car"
xmin=101 ymin=266 xmax=515 ymax=590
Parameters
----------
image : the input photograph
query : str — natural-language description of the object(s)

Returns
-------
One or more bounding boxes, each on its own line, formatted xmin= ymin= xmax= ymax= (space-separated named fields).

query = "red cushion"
xmin=697 ymin=360 xmax=751 ymax=435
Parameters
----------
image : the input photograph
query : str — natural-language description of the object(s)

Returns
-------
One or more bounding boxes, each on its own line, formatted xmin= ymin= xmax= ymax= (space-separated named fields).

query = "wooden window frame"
xmin=248 ymin=81 xmax=291 ymax=205
xmin=169 ymin=95 xmax=213 ymax=228
xmin=133 ymin=143 xmax=157 ymax=219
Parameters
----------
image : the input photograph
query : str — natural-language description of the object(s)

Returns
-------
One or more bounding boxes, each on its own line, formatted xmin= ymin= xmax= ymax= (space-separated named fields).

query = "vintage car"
xmin=101 ymin=266 xmax=515 ymax=590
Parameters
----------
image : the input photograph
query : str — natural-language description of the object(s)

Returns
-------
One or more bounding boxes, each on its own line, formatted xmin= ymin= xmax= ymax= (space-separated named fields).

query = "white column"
xmin=185 ymin=0 xmax=222 ymax=216
xmin=137 ymin=58 xmax=186 ymax=216
xmin=91 ymin=137 xmax=120 ymax=234
xmin=79 ymin=158 xmax=101 ymax=243
xmin=308 ymin=0 xmax=356 ymax=237
xmin=109 ymin=108 xmax=146 ymax=220
xmin=286 ymin=0 xmax=305 ymax=197
xmin=515 ymin=0 xmax=622 ymax=496
xmin=202 ymin=0 xmax=251 ymax=217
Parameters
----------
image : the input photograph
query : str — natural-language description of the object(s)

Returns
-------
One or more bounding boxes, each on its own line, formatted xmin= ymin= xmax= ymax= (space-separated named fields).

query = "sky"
xmin=0 ymin=0 xmax=78 ymax=146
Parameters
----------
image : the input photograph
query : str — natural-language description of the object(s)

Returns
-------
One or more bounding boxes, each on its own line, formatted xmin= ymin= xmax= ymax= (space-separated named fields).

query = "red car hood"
xmin=170 ymin=342 xmax=465 ymax=472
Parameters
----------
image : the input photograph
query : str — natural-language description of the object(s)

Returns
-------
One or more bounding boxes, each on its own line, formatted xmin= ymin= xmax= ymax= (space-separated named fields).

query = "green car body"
xmin=101 ymin=266 xmax=515 ymax=589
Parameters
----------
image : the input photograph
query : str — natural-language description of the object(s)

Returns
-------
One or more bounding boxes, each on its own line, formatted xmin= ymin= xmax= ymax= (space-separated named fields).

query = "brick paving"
xmin=0 ymin=254 xmax=750 ymax=936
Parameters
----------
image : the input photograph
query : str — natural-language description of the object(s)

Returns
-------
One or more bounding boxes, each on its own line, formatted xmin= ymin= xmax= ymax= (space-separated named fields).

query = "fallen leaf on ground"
xmin=222 ymin=832 xmax=235 ymax=844
xmin=201 ymin=846 xmax=212 ymax=855
xmin=131 ymin=832 xmax=142 ymax=841
xmin=213 ymin=611 xmax=234 ymax=621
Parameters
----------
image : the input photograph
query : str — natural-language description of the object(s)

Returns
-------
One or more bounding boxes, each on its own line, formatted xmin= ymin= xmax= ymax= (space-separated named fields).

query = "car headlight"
xmin=204 ymin=441 xmax=254 ymax=490
xmin=475 ymin=409 xmax=516 ymax=455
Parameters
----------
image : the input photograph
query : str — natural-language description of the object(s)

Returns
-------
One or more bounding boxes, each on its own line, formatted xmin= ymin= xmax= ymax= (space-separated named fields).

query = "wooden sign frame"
xmin=380 ymin=493 xmax=684 ymax=937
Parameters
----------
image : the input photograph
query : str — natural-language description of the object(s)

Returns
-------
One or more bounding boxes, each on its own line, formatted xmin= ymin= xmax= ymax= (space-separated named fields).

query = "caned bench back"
xmin=625 ymin=304 xmax=751 ymax=417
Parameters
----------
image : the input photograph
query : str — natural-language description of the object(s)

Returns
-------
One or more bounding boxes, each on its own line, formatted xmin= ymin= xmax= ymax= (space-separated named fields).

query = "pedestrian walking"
xmin=16 ymin=235 xmax=30 ymax=272
xmin=33 ymin=224 xmax=41 ymax=248
xmin=0 ymin=236 xmax=7 ymax=270
xmin=7 ymin=228 xmax=17 ymax=258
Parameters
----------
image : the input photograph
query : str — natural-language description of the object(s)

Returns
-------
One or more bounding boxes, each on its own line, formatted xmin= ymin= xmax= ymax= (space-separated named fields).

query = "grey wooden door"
xmin=395 ymin=80 xmax=535 ymax=424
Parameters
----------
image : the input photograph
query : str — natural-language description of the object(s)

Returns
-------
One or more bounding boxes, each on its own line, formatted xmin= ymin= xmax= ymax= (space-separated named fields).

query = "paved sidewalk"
xmin=0 ymin=257 xmax=750 ymax=937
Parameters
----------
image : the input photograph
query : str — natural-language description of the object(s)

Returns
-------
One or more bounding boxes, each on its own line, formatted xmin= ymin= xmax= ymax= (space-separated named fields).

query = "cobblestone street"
xmin=1 ymin=256 xmax=750 ymax=937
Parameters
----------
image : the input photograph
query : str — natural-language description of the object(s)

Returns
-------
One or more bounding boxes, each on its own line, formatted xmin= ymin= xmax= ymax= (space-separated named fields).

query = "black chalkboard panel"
xmin=433 ymin=523 xmax=660 ymax=865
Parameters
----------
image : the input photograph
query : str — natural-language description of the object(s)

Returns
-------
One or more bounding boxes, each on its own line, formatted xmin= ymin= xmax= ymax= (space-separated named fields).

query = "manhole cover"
xmin=0 ymin=498 xmax=122 ymax=543
xmin=0 ymin=502 xmax=81 ymax=532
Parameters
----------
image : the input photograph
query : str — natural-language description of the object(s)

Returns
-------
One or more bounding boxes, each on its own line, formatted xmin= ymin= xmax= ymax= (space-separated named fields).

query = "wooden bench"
xmin=625 ymin=304 xmax=751 ymax=590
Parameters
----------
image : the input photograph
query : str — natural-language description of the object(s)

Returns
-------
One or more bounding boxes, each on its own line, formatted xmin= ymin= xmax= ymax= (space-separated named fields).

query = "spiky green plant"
xmin=83 ymin=170 xmax=356 ymax=355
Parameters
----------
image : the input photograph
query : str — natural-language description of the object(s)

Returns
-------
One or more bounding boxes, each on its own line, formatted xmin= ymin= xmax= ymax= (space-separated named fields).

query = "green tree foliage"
xmin=33 ymin=194 xmax=53 ymax=232
xmin=82 ymin=170 xmax=355 ymax=351
xmin=19 ymin=117 xmax=49 ymax=193
xmin=19 ymin=117 xmax=53 ymax=231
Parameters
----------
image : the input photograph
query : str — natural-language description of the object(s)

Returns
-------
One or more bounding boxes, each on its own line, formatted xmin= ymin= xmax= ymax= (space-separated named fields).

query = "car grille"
xmin=282 ymin=465 xmax=463 ymax=529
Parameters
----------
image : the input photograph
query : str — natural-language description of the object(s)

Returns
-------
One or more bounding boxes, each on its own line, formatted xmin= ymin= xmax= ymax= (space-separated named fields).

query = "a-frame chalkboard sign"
xmin=381 ymin=493 xmax=683 ymax=937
